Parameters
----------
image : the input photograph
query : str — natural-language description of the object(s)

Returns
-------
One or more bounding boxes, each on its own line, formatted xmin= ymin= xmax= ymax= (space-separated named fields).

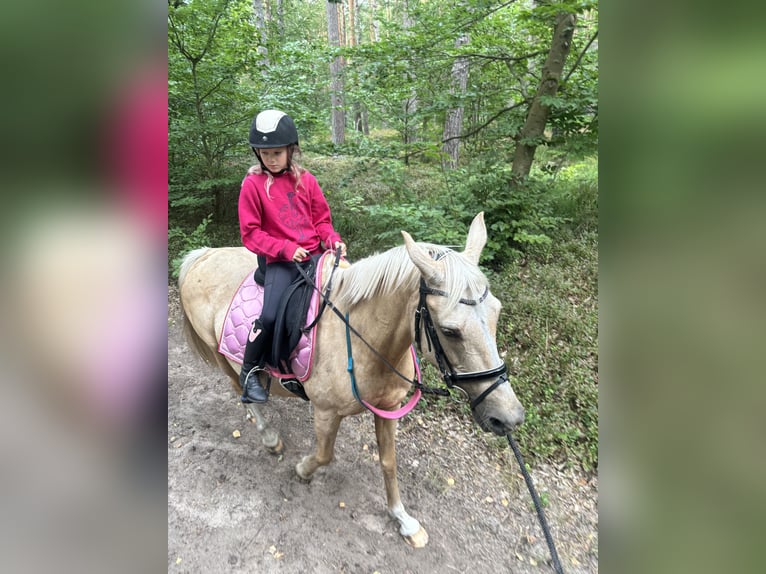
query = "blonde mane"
xmin=336 ymin=242 xmax=489 ymax=310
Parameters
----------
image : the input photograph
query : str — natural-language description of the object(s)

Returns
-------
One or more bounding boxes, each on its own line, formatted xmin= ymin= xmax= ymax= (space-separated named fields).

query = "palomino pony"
xmin=178 ymin=212 xmax=524 ymax=547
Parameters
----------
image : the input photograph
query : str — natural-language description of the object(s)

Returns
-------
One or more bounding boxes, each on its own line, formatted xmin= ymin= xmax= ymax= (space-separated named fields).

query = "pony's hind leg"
xmin=225 ymin=366 xmax=282 ymax=454
xmin=243 ymin=401 xmax=283 ymax=454
xmin=374 ymin=415 xmax=429 ymax=548
xmin=296 ymin=409 xmax=342 ymax=481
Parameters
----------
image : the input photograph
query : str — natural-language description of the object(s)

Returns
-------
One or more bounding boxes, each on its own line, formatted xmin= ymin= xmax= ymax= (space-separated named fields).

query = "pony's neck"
xmin=335 ymin=246 xmax=421 ymax=356
xmin=336 ymin=245 xmax=421 ymax=308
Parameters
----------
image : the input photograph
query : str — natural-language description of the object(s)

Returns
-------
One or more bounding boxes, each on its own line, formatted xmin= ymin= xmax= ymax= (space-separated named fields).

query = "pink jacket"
xmin=238 ymin=170 xmax=342 ymax=263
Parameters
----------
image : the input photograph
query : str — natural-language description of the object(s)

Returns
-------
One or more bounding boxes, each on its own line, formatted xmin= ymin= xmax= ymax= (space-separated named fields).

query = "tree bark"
xmin=402 ymin=1 xmax=418 ymax=149
xmin=442 ymin=34 xmax=470 ymax=170
xmin=252 ymin=0 xmax=269 ymax=67
xmin=369 ymin=0 xmax=380 ymax=42
xmin=326 ymin=1 xmax=345 ymax=145
xmin=511 ymin=11 xmax=576 ymax=181
xmin=275 ymin=0 xmax=285 ymax=37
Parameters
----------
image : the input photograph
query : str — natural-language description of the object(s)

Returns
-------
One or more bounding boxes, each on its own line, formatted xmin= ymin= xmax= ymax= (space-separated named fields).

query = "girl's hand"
xmin=334 ymin=241 xmax=347 ymax=257
xmin=292 ymin=247 xmax=310 ymax=262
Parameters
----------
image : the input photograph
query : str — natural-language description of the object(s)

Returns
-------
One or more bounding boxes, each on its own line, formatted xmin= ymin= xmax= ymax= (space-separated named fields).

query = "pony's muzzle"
xmin=474 ymin=388 xmax=525 ymax=435
xmin=486 ymin=406 xmax=525 ymax=435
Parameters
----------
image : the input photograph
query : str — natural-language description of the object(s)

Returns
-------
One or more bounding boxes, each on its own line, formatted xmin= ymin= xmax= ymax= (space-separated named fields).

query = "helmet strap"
xmin=252 ymin=148 xmax=290 ymax=175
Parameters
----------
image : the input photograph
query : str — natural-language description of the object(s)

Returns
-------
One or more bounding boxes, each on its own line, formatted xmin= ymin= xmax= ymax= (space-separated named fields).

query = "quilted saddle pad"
xmin=217 ymin=253 xmax=328 ymax=381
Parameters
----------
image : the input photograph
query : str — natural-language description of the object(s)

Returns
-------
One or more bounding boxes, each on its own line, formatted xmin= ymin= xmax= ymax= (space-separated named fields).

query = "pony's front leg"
xmin=296 ymin=409 xmax=342 ymax=480
xmin=374 ymin=415 xmax=429 ymax=548
xmin=243 ymin=402 xmax=283 ymax=455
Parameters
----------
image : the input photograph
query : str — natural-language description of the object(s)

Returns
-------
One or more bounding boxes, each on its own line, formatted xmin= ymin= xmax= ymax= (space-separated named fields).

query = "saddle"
xmin=218 ymin=252 xmax=331 ymax=400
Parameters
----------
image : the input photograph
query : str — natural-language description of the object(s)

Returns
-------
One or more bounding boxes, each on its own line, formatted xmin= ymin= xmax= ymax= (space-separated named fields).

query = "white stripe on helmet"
xmin=255 ymin=110 xmax=286 ymax=134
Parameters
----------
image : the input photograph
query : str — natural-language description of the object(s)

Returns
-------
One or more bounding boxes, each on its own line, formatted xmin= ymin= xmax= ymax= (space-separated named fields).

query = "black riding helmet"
xmin=248 ymin=109 xmax=299 ymax=149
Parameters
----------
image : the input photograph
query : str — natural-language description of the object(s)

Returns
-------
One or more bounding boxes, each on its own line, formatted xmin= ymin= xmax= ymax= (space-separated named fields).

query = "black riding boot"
xmin=239 ymin=320 xmax=270 ymax=404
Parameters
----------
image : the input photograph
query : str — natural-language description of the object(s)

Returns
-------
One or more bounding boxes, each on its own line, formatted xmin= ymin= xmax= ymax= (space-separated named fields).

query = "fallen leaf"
xmin=446 ymin=477 xmax=455 ymax=486
xmin=529 ymin=558 xmax=538 ymax=566
xmin=362 ymin=444 xmax=369 ymax=451
xmin=232 ymin=430 xmax=241 ymax=438
xmin=269 ymin=545 xmax=277 ymax=554
xmin=170 ymin=436 xmax=177 ymax=443
xmin=176 ymin=557 xmax=182 ymax=564
xmin=484 ymin=496 xmax=493 ymax=503
xmin=339 ymin=501 xmax=346 ymax=508
xmin=501 ymin=499 xmax=509 ymax=507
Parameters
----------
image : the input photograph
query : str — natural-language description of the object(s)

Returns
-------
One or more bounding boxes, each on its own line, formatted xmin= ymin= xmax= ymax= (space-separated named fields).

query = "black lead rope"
xmin=507 ymin=433 xmax=565 ymax=574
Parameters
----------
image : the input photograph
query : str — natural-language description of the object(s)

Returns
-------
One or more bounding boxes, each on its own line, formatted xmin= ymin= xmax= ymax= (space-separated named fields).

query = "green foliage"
xmin=491 ymin=230 xmax=598 ymax=470
xmin=446 ymin=162 xmax=564 ymax=265
xmin=545 ymin=155 xmax=598 ymax=232
xmin=168 ymin=0 xmax=256 ymax=186
xmin=169 ymin=215 xmax=213 ymax=280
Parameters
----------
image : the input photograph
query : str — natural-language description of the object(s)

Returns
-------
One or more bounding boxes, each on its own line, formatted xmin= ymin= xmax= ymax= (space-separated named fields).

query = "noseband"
xmin=414 ymin=279 xmax=509 ymax=410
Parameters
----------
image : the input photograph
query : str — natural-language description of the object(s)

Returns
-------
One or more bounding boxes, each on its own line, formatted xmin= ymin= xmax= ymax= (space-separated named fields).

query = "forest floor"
xmin=168 ymin=286 xmax=598 ymax=573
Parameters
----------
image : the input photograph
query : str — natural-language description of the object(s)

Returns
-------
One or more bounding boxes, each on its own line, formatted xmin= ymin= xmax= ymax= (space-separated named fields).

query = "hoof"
xmin=295 ymin=457 xmax=313 ymax=482
xmin=403 ymin=526 xmax=429 ymax=548
xmin=266 ymin=438 xmax=284 ymax=455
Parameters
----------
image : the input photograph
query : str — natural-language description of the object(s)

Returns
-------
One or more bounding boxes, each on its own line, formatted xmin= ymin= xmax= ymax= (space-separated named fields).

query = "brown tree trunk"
xmin=442 ymin=34 xmax=470 ymax=170
xmin=511 ymin=12 xmax=576 ymax=181
xmin=252 ymin=0 xmax=269 ymax=67
xmin=326 ymin=1 xmax=345 ymax=146
xmin=275 ymin=0 xmax=284 ymax=36
xmin=369 ymin=0 xmax=380 ymax=42
xmin=402 ymin=2 xmax=418 ymax=148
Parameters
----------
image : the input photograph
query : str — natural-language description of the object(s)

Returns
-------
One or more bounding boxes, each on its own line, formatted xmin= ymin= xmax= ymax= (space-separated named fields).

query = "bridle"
xmin=414 ymin=278 xmax=509 ymax=411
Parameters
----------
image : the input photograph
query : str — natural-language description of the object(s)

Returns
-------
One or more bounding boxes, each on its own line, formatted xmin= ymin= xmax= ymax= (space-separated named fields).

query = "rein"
xmin=293 ymin=250 xmax=447 ymax=418
xmin=293 ymin=249 xmax=508 ymax=416
xmin=344 ymin=312 xmax=422 ymax=419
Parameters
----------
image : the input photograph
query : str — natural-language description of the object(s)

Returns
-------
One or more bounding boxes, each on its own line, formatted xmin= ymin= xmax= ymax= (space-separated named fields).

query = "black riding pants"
xmin=242 ymin=260 xmax=306 ymax=369
xmin=259 ymin=261 xmax=302 ymax=334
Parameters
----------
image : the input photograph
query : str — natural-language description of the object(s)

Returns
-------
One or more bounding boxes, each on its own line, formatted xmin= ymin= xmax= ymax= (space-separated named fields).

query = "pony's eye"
xmin=441 ymin=328 xmax=461 ymax=339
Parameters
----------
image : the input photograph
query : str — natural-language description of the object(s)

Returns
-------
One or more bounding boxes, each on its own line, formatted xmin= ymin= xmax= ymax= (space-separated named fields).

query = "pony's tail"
xmin=177 ymin=248 xmax=219 ymax=365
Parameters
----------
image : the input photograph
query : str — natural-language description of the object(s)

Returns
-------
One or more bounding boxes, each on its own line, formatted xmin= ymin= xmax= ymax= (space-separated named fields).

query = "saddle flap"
xmin=270 ymin=258 xmax=316 ymax=370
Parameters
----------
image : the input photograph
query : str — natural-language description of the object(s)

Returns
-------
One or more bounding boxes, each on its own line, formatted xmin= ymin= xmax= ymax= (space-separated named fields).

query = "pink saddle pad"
xmin=217 ymin=253 xmax=328 ymax=381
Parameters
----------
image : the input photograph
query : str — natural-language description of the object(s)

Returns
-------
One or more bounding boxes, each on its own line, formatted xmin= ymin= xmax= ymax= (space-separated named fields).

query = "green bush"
xmin=491 ymin=230 xmax=598 ymax=470
xmin=168 ymin=215 xmax=213 ymax=280
xmin=544 ymin=155 xmax=598 ymax=233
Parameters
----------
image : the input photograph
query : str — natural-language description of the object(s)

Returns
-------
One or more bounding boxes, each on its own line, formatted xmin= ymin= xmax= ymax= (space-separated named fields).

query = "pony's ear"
xmin=463 ymin=212 xmax=487 ymax=265
xmin=402 ymin=231 xmax=444 ymax=284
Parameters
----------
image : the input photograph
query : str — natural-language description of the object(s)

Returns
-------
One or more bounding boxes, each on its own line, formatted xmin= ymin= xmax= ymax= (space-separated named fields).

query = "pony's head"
xmin=403 ymin=212 xmax=525 ymax=435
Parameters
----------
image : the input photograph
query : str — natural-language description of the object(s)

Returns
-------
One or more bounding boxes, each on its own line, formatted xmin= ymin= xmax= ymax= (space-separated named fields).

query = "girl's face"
xmin=258 ymin=146 xmax=289 ymax=173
